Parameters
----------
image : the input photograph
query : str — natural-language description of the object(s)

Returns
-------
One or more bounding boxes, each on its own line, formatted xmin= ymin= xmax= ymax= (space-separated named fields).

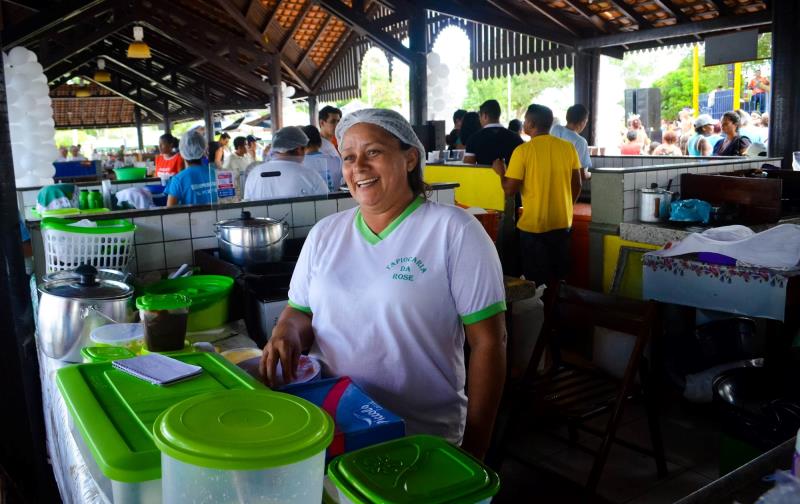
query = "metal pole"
xmin=308 ymin=94 xmax=318 ymax=127
xmin=134 ymin=105 xmax=144 ymax=151
xmin=202 ymin=83 xmax=214 ymax=146
xmin=573 ymin=49 xmax=599 ymax=146
xmin=692 ymin=44 xmax=700 ymax=116
xmin=0 ymin=38 xmax=59 ymax=502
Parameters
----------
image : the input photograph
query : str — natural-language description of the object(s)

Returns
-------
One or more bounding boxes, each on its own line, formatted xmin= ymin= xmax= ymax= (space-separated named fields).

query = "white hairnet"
xmin=271 ymin=126 xmax=308 ymax=153
xmin=335 ymin=108 xmax=426 ymax=171
xmin=179 ymin=128 xmax=207 ymax=160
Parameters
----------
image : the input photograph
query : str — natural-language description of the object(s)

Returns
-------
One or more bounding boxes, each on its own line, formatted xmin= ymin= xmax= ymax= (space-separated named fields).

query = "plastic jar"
xmin=136 ymin=293 xmax=191 ymax=352
xmin=153 ymin=389 xmax=333 ymax=504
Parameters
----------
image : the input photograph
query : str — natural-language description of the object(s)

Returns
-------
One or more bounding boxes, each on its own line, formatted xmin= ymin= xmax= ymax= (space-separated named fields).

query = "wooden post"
xmin=163 ymin=98 xmax=171 ymax=133
xmin=408 ymin=6 xmax=427 ymax=126
xmin=134 ymin=105 xmax=144 ymax=151
xmin=573 ymin=49 xmax=600 ymax=146
xmin=202 ymin=83 xmax=214 ymax=146
xmin=269 ymin=57 xmax=283 ymax=130
xmin=308 ymin=94 xmax=318 ymax=127
xmin=769 ymin=1 xmax=799 ymax=169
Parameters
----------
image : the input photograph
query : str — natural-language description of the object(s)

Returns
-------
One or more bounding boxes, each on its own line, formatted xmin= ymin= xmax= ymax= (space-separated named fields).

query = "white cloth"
xmin=114 ymin=187 xmax=154 ymax=209
xmin=244 ymin=159 xmax=328 ymax=201
xmin=289 ymin=199 xmax=506 ymax=442
xmin=551 ymin=123 xmax=592 ymax=169
xmin=651 ymin=224 xmax=800 ymax=269
xmin=303 ymin=152 xmax=343 ymax=191
xmin=319 ymin=137 xmax=339 ymax=158
xmin=70 ymin=155 xmax=86 ymax=161
xmin=224 ymin=152 xmax=253 ymax=174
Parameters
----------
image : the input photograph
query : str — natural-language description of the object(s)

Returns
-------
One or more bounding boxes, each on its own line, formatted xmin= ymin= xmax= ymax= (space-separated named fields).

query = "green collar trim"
xmin=355 ymin=196 xmax=425 ymax=245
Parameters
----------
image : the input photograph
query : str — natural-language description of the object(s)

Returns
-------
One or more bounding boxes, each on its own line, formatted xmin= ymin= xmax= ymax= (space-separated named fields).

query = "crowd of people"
xmin=619 ymin=108 xmax=769 ymax=157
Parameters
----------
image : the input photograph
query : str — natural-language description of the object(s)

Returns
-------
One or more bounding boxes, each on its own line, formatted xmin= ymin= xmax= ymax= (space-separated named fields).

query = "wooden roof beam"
xmin=277 ymin=0 xmax=317 ymax=52
xmin=317 ymin=0 xmax=414 ymax=64
xmin=519 ymin=0 xmax=583 ymax=36
xmin=653 ymin=0 xmax=692 ymax=23
xmin=576 ymin=10 xmax=771 ymax=50
xmin=80 ymin=75 xmax=164 ymax=119
xmin=310 ymin=29 xmax=358 ymax=91
xmin=604 ymin=0 xmax=652 ymax=28
xmin=2 ymin=0 xmax=111 ymax=48
xmin=560 ymin=0 xmax=609 ymax=32
xmin=708 ymin=0 xmax=735 ymax=17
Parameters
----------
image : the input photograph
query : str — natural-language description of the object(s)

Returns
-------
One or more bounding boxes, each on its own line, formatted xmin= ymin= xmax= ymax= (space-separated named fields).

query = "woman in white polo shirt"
xmin=260 ymin=109 xmax=507 ymax=460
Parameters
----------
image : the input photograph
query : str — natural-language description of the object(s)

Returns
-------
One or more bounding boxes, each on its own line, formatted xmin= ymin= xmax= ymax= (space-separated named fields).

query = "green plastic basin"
xmin=114 ymin=167 xmax=147 ymax=181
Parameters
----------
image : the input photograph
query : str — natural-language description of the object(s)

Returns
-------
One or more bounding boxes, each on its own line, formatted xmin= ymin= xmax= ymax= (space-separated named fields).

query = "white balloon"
xmin=30 ymin=74 xmax=47 ymax=84
xmin=36 ymin=95 xmax=52 ymax=106
xmin=428 ymin=53 xmax=441 ymax=67
xmin=16 ymin=174 xmax=41 ymax=187
xmin=433 ymin=99 xmax=446 ymax=111
xmin=8 ymin=46 xmax=34 ymax=66
xmin=431 ymin=86 xmax=443 ymax=98
xmin=40 ymin=117 xmax=56 ymax=128
xmin=29 ymin=81 xmax=49 ymax=96
xmin=34 ymin=164 xmax=55 ymax=178
xmin=284 ymin=85 xmax=296 ymax=98
xmin=31 ymin=105 xmax=52 ymax=119
xmin=16 ymin=94 xmax=36 ymax=111
xmin=437 ymin=65 xmax=450 ymax=78
xmin=18 ymin=61 xmax=43 ymax=77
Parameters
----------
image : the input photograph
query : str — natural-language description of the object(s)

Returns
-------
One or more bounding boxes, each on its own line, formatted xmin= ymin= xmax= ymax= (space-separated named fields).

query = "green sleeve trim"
xmin=287 ymin=300 xmax=312 ymax=314
xmin=460 ymin=301 xmax=507 ymax=325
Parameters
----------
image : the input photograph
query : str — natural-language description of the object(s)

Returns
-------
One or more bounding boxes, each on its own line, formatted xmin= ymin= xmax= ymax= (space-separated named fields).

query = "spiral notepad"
xmin=112 ymin=354 xmax=202 ymax=386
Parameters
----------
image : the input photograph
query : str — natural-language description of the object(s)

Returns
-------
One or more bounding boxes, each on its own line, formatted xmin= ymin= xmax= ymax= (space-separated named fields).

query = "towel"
xmin=36 ymin=184 xmax=78 ymax=215
xmin=115 ymin=187 xmax=154 ymax=209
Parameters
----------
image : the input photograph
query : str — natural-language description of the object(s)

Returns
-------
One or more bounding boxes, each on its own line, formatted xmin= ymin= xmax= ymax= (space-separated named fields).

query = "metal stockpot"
xmin=215 ymin=210 xmax=289 ymax=266
xmin=638 ymin=183 xmax=675 ymax=222
xmin=37 ymin=264 xmax=135 ymax=362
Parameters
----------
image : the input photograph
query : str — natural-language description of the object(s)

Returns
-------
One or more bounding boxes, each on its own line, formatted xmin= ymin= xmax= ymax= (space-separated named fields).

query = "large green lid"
xmin=153 ymin=390 xmax=333 ymax=470
xmin=56 ymin=353 xmax=265 ymax=483
xmin=144 ymin=275 xmax=233 ymax=310
xmin=327 ymin=435 xmax=500 ymax=504
xmin=136 ymin=293 xmax=191 ymax=311
xmin=81 ymin=346 xmax=136 ymax=363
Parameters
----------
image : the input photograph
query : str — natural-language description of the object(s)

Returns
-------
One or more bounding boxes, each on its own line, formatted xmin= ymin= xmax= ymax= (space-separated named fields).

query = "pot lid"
xmin=152 ymin=389 xmax=333 ymax=470
xmin=39 ymin=265 xmax=133 ymax=300
xmin=641 ymin=183 xmax=669 ymax=194
xmin=215 ymin=210 xmax=283 ymax=229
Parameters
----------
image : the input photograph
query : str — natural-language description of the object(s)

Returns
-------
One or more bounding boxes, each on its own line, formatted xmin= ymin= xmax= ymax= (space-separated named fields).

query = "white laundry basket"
xmin=41 ymin=217 xmax=136 ymax=273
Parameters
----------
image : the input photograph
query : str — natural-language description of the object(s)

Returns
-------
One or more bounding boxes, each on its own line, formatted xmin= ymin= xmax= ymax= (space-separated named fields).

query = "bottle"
xmin=78 ymin=190 xmax=89 ymax=210
xmin=89 ymin=190 xmax=103 ymax=209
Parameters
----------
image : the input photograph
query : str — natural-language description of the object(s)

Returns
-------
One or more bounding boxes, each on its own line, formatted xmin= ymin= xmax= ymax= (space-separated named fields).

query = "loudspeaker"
xmin=624 ymin=88 xmax=661 ymax=136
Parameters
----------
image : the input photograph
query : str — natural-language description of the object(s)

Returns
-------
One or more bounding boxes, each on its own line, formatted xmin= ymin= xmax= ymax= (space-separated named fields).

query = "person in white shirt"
xmin=318 ymin=105 xmax=342 ymax=158
xmin=69 ymin=145 xmax=86 ymax=161
xmin=260 ymin=109 xmax=506 ymax=460
xmin=55 ymin=146 xmax=68 ymax=162
xmin=243 ymin=126 xmax=328 ymax=201
xmin=301 ymin=125 xmax=343 ymax=191
xmin=550 ymin=104 xmax=592 ymax=180
xmin=220 ymin=136 xmax=253 ymax=202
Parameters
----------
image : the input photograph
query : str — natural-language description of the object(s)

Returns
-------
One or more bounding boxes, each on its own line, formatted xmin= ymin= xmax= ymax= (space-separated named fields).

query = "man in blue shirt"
xmin=550 ymin=104 xmax=592 ymax=180
xmin=166 ymin=127 xmax=218 ymax=206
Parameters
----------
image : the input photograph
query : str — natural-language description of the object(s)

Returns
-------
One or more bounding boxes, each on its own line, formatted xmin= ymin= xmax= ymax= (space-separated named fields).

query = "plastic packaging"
xmin=670 ymin=198 xmax=712 ymax=224
xmin=136 ymin=294 xmax=192 ymax=352
xmin=756 ymin=472 xmax=800 ymax=504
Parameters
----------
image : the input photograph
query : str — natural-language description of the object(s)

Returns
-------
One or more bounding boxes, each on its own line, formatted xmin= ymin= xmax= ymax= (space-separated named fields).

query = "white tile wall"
xmin=314 ymin=199 xmax=337 ymax=220
xmin=133 ymin=215 xmax=163 ymax=244
xmin=189 ymin=210 xmax=216 ymax=238
xmin=623 ymin=190 xmax=635 ymax=209
xmin=216 ymin=207 xmax=243 ymax=221
xmin=634 ymin=172 xmax=647 ymax=189
xmin=623 ymin=174 xmax=635 ymax=190
xmin=136 ymin=243 xmax=166 ymax=272
xmin=243 ymin=205 xmax=269 ymax=219
xmin=191 ymin=237 xmax=217 ymax=252
xmin=162 ymin=213 xmax=191 ymax=241
xmin=291 ymin=201 xmax=316 ymax=226
xmin=268 ymin=204 xmax=292 ymax=225
xmin=623 ymin=208 xmax=636 ymax=222
xmin=292 ymin=226 xmax=313 ymax=238
xmin=164 ymin=239 xmax=194 ymax=269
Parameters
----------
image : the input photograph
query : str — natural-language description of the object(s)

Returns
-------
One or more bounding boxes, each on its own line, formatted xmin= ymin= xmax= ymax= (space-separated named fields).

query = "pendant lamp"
xmin=94 ymin=58 xmax=111 ymax=82
xmin=127 ymin=26 xmax=151 ymax=59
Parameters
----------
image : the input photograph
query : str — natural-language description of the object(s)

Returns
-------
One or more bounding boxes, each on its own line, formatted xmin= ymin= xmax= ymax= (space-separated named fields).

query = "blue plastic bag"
xmin=670 ymin=199 xmax=712 ymax=224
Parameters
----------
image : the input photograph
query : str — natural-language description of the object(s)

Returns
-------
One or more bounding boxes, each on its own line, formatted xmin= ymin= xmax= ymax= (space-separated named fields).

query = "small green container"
xmin=327 ymin=435 xmax=500 ymax=504
xmin=81 ymin=346 xmax=136 ymax=363
xmin=114 ymin=167 xmax=147 ymax=180
xmin=144 ymin=276 xmax=234 ymax=332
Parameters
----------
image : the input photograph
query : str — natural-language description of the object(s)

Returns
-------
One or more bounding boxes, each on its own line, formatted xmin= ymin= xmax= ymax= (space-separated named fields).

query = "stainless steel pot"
xmin=37 ymin=264 xmax=135 ymax=362
xmin=638 ymin=183 xmax=675 ymax=222
xmin=215 ymin=210 xmax=289 ymax=266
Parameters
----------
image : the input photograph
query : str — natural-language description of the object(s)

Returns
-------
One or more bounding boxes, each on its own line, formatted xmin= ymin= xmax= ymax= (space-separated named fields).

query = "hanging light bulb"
xmin=127 ymin=26 xmax=151 ymax=59
xmin=94 ymin=58 xmax=111 ymax=82
xmin=75 ymin=79 xmax=91 ymax=98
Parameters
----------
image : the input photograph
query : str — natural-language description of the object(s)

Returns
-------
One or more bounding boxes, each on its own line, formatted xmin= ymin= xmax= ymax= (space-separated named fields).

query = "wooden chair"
xmin=516 ymin=283 xmax=668 ymax=495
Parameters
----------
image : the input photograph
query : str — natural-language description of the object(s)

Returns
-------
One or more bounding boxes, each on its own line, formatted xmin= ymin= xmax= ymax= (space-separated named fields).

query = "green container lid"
xmin=144 ymin=275 xmax=233 ymax=311
xmin=327 ymin=435 xmax=500 ymax=504
xmin=136 ymin=293 xmax=192 ymax=311
xmin=153 ymin=390 xmax=333 ymax=471
xmin=81 ymin=346 xmax=136 ymax=363
xmin=56 ymin=353 xmax=265 ymax=483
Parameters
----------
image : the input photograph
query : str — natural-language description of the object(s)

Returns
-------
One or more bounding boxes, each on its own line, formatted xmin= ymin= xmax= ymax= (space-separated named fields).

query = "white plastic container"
xmin=153 ymin=389 xmax=333 ymax=504
xmin=90 ymin=323 xmax=145 ymax=354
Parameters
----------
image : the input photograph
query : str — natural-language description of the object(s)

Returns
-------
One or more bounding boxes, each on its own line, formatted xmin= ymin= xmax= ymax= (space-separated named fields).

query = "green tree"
xmin=463 ymin=68 xmax=573 ymax=121
xmin=359 ymin=49 xmax=404 ymax=109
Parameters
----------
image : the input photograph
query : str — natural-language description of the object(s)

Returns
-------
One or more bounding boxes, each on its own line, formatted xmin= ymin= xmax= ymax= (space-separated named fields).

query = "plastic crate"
xmin=41 ymin=217 xmax=136 ymax=272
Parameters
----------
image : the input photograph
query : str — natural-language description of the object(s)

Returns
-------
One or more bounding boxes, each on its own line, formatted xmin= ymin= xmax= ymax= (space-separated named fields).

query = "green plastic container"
xmin=154 ymin=389 xmax=333 ymax=503
xmin=56 ymin=353 xmax=265 ymax=504
xmin=81 ymin=346 xmax=136 ymax=363
xmin=144 ymin=276 xmax=234 ymax=332
xmin=114 ymin=167 xmax=147 ymax=180
xmin=136 ymin=293 xmax=192 ymax=352
xmin=327 ymin=435 xmax=500 ymax=504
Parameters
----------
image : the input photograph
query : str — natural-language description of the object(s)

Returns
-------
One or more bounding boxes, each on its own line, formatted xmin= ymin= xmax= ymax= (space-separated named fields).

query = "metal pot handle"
xmin=81 ymin=304 xmax=121 ymax=324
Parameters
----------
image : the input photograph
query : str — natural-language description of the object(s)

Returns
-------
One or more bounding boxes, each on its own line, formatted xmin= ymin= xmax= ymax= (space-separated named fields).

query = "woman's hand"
xmin=259 ymin=306 xmax=315 ymax=387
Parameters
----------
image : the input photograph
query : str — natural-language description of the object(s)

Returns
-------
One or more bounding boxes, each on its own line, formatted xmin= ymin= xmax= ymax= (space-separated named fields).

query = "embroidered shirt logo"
xmin=385 ymin=256 xmax=427 ymax=282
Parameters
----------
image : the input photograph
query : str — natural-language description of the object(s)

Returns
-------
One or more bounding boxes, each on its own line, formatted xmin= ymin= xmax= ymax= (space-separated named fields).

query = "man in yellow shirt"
xmin=493 ymin=104 xmax=582 ymax=285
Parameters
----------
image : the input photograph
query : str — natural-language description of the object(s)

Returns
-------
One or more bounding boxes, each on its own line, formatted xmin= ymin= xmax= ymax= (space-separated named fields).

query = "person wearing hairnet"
xmin=243 ymin=126 xmax=328 ymax=201
xmin=165 ymin=128 xmax=218 ymax=206
xmin=260 ymin=109 xmax=506 ymax=460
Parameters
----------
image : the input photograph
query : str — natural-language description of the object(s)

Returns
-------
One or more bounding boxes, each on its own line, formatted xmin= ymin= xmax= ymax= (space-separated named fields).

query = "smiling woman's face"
xmin=340 ymin=123 xmax=418 ymax=216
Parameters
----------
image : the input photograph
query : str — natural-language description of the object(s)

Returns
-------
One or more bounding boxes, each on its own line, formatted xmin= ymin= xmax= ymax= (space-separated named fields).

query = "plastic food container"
xmin=81 ymin=345 xmax=136 ymax=363
xmin=90 ymin=322 xmax=145 ymax=354
xmin=136 ymin=294 xmax=191 ymax=352
xmin=327 ymin=435 xmax=500 ymax=504
xmin=153 ymin=389 xmax=333 ymax=504
xmin=139 ymin=341 xmax=193 ymax=356
xmin=144 ymin=275 xmax=233 ymax=332
xmin=56 ymin=353 xmax=266 ymax=504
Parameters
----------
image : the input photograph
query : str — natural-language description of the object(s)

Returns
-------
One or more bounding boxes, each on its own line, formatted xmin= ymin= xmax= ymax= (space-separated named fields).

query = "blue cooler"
xmin=145 ymin=184 xmax=167 ymax=207
xmin=283 ymin=377 xmax=405 ymax=460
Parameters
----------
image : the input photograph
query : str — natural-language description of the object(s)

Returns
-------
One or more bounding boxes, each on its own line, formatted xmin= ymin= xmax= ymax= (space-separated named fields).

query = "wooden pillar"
xmin=769 ymin=1 xmax=800 ymax=169
xmin=308 ymin=94 xmax=318 ymax=127
xmin=573 ymin=49 xmax=600 ymax=146
xmin=134 ymin=106 xmax=144 ymax=151
xmin=408 ymin=6 xmax=427 ymax=126
xmin=0 ymin=37 xmax=59 ymax=503
xmin=202 ymin=83 xmax=214 ymax=146
xmin=269 ymin=57 xmax=283 ymax=130
xmin=163 ymin=98 xmax=171 ymax=133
